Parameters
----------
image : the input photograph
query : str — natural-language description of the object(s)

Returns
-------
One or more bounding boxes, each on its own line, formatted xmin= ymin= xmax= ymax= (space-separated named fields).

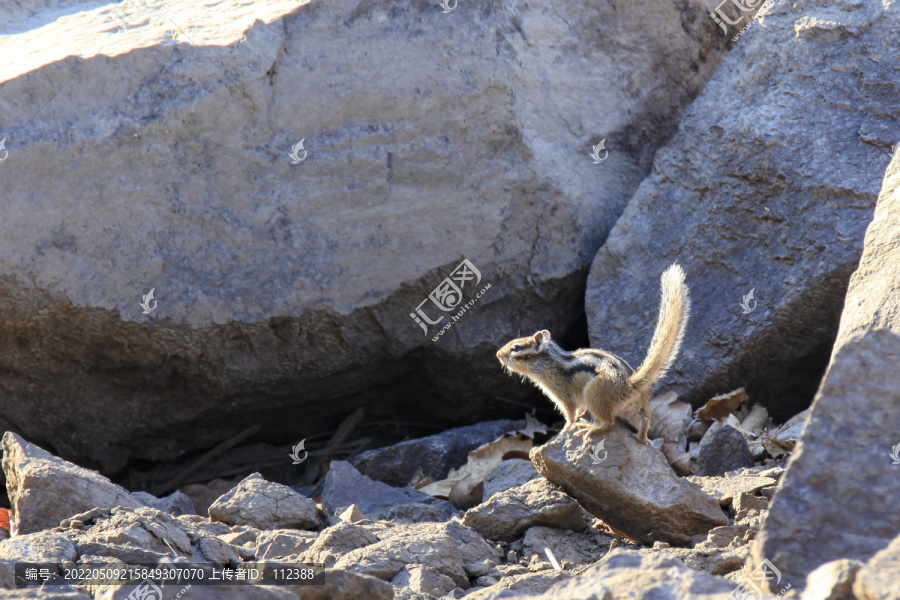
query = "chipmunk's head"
xmin=497 ymin=330 xmax=555 ymax=376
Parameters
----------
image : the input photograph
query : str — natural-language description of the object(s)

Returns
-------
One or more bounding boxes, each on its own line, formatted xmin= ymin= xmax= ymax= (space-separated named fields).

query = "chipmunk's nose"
xmin=496 ymin=349 xmax=503 ymax=360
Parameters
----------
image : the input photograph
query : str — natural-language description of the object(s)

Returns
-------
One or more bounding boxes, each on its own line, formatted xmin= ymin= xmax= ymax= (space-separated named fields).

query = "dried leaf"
xmin=741 ymin=404 xmax=769 ymax=436
xmin=695 ymin=388 xmax=749 ymax=421
xmin=419 ymin=434 xmax=533 ymax=499
xmin=516 ymin=412 xmax=549 ymax=439
xmin=648 ymin=391 xmax=691 ymax=443
xmin=661 ymin=440 xmax=696 ymax=476
xmin=687 ymin=417 xmax=711 ymax=442
xmin=448 ymin=476 xmax=483 ymax=510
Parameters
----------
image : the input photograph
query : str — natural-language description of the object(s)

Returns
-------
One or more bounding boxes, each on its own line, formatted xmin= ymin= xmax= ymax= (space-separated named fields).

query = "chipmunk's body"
xmin=497 ymin=264 xmax=691 ymax=444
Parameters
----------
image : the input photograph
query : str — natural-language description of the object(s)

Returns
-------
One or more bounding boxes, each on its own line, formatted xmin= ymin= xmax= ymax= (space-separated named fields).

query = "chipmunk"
xmin=496 ymin=263 xmax=690 ymax=444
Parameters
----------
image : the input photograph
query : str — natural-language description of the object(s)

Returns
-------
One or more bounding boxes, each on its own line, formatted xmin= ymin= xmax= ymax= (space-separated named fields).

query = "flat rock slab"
xmin=686 ymin=475 xmax=776 ymax=507
xmin=462 ymin=478 xmax=585 ymax=541
xmin=2 ymin=432 xmax=143 ymax=535
xmin=531 ymin=428 xmax=726 ymax=546
xmin=208 ymin=473 xmax=319 ymax=530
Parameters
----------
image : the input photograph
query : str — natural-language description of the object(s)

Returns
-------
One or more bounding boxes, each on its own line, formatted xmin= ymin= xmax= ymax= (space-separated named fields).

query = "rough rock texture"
xmin=853 ymin=532 xmax=900 ymax=600
xmin=0 ymin=531 xmax=77 ymax=564
xmin=132 ymin=490 xmax=196 ymax=516
xmin=351 ymin=420 xmax=523 ymax=487
xmin=333 ymin=520 xmax=497 ymax=586
xmin=285 ymin=569 xmax=394 ymax=600
xmin=208 ymin=473 xmax=319 ymax=530
xmin=521 ymin=526 xmax=613 ymax=566
xmin=462 ymin=478 xmax=585 ymax=541
xmin=4 ymin=592 xmax=92 ymax=600
xmin=748 ymin=160 xmax=900 ymax=590
xmin=686 ymin=473 xmax=776 ymax=507
xmin=803 ymin=559 xmax=863 ymax=600
xmin=391 ymin=564 xmax=457 ymax=597
xmin=0 ymin=0 xmax=731 ymax=474
xmin=70 ymin=506 xmax=194 ymax=563
xmin=2 ymin=432 xmax=143 ymax=534
xmin=585 ymin=0 xmax=900 ymax=420
xmin=322 ymin=461 xmax=455 ymax=522
xmin=465 ymin=571 xmax=571 ymax=600
xmin=301 ymin=522 xmax=378 ymax=568
xmin=255 ymin=530 xmax=318 ymax=560
xmin=482 ymin=459 xmax=540 ymax=501
xmin=524 ymin=548 xmax=736 ymax=599
xmin=696 ymin=426 xmax=755 ymax=476
xmin=531 ymin=428 xmax=727 ymax=545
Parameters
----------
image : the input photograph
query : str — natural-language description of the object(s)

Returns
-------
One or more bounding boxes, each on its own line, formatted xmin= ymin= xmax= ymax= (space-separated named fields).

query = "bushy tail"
xmin=629 ymin=263 xmax=691 ymax=394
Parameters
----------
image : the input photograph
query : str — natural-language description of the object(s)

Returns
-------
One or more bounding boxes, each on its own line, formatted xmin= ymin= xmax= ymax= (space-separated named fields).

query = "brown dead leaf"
xmin=661 ymin=440 xmax=696 ymax=476
xmin=418 ymin=434 xmax=533 ymax=499
xmin=741 ymin=404 xmax=769 ymax=436
xmin=515 ymin=412 xmax=549 ymax=439
xmin=648 ymin=391 xmax=691 ymax=442
xmin=448 ymin=477 xmax=483 ymax=510
xmin=695 ymin=388 xmax=749 ymax=421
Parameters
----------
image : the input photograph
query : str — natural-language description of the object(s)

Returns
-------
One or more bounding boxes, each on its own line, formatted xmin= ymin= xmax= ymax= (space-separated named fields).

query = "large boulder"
xmin=2 ymin=432 xmax=143 ymax=535
xmin=585 ymin=0 xmax=899 ymax=420
xmin=747 ymin=159 xmax=900 ymax=588
xmin=530 ymin=428 xmax=727 ymax=546
xmin=0 ymin=0 xmax=730 ymax=473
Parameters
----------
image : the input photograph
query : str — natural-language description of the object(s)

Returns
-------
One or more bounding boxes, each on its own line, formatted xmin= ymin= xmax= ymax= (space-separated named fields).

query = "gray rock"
xmin=351 ymin=420 xmax=524 ymax=487
xmin=301 ymin=522 xmax=378 ymax=568
xmin=462 ymin=478 xmax=586 ymax=541
xmin=748 ymin=331 xmax=900 ymax=588
xmin=255 ymin=530 xmax=318 ymax=560
xmin=0 ymin=531 xmax=76 ymax=563
xmin=482 ymin=459 xmax=540 ymax=501
xmin=528 ymin=548 xmax=735 ymax=599
xmin=585 ymin=0 xmax=898 ymax=422
xmin=392 ymin=565 xmax=457 ymax=597
xmin=464 ymin=571 xmax=571 ymax=600
xmin=802 ymin=559 xmax=863 ymax=600
xmin=322 ymin=461 xmax=455 ymax=522
xmin=531 ymin=428 xmax=727 ymax=546
xmin=1 ymin=432 xmax=142 ymax=535
xmin=697 ymin=426 xmax=755 ymax=476
xmin=208 ymin=473 xmax=318 ymax=530
xmin=853 ymin=532 xmax=900 ymax=600
xmin=0 ymin=0 xmax=731 ymax=475
xmin=283 ymin=569 xmax=393 ymax=600
xmin=219 ymin=526 xmax=260 ymax=547
xmin=441 ymin=520 xmax=501 ymax=579
xmin=686 ymin=474 xmax=776 ymax=507
xmin=0 ymin=558 xmax=13 ymax=590
xmin=132 ymin=491 xmax=196 ymax=516
xmin=521 ymin=526 xmax=614 ymax=567
xmin=196 ymin=536 xmax=242 ymax=565
xmin=70 ymin=506 xmax=193 ymax=564
xmin=333 ymin=521 xmax=483 ymax=586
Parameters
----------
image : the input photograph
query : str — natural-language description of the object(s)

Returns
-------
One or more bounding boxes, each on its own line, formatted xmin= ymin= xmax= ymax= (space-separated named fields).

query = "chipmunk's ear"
xmin=533 ymin=330 xmax=551 ymax=345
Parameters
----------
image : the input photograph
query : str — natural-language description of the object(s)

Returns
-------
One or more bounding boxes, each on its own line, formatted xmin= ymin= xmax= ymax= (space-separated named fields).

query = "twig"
xmin=300 ymin=408 xmax=365 ymax=484
xmin=153 ymin=424 xmax=262 ymax=496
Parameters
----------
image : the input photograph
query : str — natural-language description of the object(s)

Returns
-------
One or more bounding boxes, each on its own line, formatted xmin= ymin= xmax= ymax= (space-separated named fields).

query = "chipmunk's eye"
xmin=511 ymin=344 xmax=521 ymax=353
